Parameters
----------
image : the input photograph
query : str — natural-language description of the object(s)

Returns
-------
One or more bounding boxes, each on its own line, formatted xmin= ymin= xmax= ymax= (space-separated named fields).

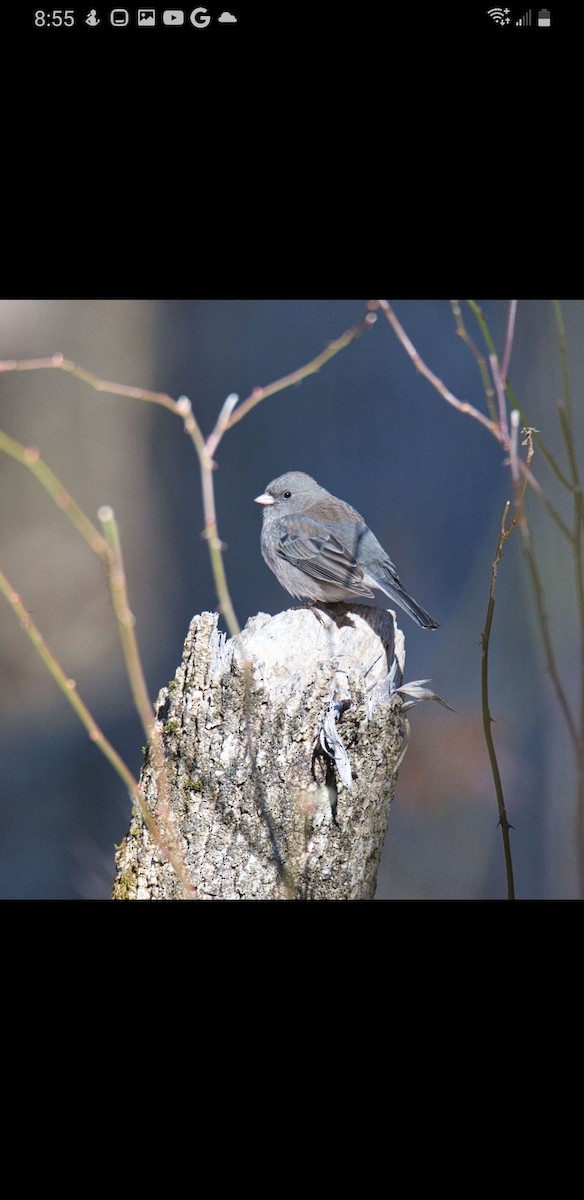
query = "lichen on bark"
xmin=112 ymin=604 xmax=406 ymax=900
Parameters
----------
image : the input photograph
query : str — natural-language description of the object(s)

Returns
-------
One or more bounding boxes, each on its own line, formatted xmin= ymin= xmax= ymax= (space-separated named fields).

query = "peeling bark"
xmin=112 ymin=604 xmax=406 ymax=900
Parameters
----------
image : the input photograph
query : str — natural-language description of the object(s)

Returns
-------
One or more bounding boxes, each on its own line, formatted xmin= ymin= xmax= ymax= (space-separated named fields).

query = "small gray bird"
xmin=255 ymin=470 xmax=439 ymax=629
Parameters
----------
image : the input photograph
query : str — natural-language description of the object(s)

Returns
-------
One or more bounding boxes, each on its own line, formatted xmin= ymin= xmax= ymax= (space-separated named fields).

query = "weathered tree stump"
xmin=112 ymin=604 xmax=408 ymax=900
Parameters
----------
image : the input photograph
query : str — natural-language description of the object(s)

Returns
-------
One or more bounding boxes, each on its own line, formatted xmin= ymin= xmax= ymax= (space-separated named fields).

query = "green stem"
xmin=0 ymin=428 xmax=108 ymax=562
xmin=0 ymin=565 xmax=195 ymax=897
xmin=518 ymin=514 xmax=578 ymax=751
xmin=98 ymin=505 xmax=155 ymax=738
xmin=450 ymin=300 xmax=497 ymax=422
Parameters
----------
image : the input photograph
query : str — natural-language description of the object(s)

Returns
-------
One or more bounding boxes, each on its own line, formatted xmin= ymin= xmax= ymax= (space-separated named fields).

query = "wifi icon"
xmin=488 ymin=7 xmax=511 ymax=23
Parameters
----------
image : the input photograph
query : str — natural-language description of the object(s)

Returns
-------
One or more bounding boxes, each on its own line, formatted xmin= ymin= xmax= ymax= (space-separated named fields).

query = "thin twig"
xmin=0 ymin=428 xmax=108 ymax=562
xmin=552 ymin=300 xmax=574 ymax=430
xmin=224 ymin=312 xmax=378 ymax=431
xmin=97 ymin=506 xmax=157 ymax=737
xmin=511 ymin=457 xmax=580 ymax=752
xmin=0 ymin=427 xmax=196 ymax=891
xmin=0 ymin=311 xmax=382 ymax=889
xmin=490 ymin=353 xmax=509 ymax=444
xmin=98 ymin=505 xmax=182 ymax=839
xmin=499 ymin=299 xmax=518 ymax=387
xmin=516 ymin=459 xmax=573 ymax=544
xmin=0 ymin=352 xmax=238 ymax=637
xmin=384 ymin=297 xmax=583 ymax=895
xmin=0 ymin=566 xmax=196 ymax=898
xmin=551 ymin=304 xmax=584 ymax=613
xmin=0 ymin=432 xmax=196 ymax=888
xmin=471 ymin=302 xmax=581 ymax=782
xmin=375 ymin=302 xmax=572 ymax=540
xmin=206 ymin=392 xmax=240 ymax=460
xmin=0 ymin=311 xmax=378 ymax=643
xmin=518 ymin=525 xmax=579 ymax=752
xmin=552 ymin=301 xmax=584 ymax=896
xmin=481 ymin=502 xmax=516 ymax=900
xmin=0 ymin=353 xmax=180 ymax=416
xmin=455 ymin=304 xmax=575 ymax=493
xmin=508 ymin=408 xmax=520 ymax=486
xmin=187 ymin=309 xmax=379 ymax=637
xmin=175 ymin=395 xmax=242 ymax=638
xmin=450 ymin=300 xmax=497 ymax=422
xmin=374 ymin=300 xmax=499 ymax=438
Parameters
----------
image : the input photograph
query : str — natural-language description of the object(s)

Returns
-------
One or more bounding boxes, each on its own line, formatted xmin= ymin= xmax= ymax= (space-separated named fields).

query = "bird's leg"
xmin=303 ymin=598 xmax=330 ymax=626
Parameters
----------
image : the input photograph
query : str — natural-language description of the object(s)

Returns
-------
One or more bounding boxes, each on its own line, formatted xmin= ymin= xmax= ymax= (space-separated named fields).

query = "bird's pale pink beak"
xmin=254 ymin=492 xmax=275 ymax=505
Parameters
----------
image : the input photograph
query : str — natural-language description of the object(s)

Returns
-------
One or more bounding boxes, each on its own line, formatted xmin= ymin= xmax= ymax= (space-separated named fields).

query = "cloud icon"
xmin=218 ymin=10 xmax=237 ymax=20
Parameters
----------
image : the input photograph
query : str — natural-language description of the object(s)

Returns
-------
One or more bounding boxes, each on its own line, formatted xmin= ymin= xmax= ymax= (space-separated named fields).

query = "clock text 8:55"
xmin=34 ymin=10 xmax=76 ymax=26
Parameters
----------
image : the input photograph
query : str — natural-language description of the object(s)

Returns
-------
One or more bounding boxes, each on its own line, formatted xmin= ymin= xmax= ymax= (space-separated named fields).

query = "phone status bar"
xmin=32 ymin=9 xmax=239 ymax=28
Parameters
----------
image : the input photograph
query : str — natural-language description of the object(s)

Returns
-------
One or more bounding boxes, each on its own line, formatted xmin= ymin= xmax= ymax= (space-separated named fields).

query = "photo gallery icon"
xmin=108 ymin=8 xmax=238 ymax=25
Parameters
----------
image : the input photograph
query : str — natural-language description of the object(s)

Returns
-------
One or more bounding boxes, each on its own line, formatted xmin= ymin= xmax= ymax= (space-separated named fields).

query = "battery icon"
xmin=538 ymin=8 xmax=551 ymax=24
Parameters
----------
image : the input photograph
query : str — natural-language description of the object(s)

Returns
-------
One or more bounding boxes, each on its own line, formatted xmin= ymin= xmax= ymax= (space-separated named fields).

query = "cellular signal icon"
xmin=516 ymin=9 xmax=532 ymax=23
xmin=487 ymin=7 xmax=511 ymax=23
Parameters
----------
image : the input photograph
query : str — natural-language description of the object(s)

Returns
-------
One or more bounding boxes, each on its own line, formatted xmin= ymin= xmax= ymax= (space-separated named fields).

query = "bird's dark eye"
xmin=283 ymin=491 xmax=292 ymax=498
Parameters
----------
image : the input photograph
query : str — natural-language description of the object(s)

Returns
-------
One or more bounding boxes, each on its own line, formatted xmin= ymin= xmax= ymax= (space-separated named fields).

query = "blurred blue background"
xmin=0 ymin=299 xmax=581 ymax=899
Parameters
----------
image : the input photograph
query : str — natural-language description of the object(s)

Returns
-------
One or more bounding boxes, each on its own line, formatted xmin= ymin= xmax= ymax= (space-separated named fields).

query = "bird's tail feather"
xmin=380 ymin=582 xmax=440 ymax=629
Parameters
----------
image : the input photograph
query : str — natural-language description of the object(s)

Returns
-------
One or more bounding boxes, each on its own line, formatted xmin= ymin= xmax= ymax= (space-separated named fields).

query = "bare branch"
xmin=224 ymin=311 xmax=378 ymax=431
xmin=499 ymin=299 xmax=518 ymax=387
xmin=374 ymin=300 xmax=499 ymax=438
xmin=0 ymin=566 xmax=195 ymax=898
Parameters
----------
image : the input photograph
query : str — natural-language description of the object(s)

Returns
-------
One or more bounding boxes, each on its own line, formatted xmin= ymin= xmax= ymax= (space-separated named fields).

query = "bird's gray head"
xmin=254 ymin=471 xmax=326 ymax=515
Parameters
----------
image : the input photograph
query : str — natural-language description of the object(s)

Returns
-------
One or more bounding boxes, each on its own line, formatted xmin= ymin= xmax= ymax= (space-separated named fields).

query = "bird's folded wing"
xmin=275 ymin=517 xmax=374 ymax=595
